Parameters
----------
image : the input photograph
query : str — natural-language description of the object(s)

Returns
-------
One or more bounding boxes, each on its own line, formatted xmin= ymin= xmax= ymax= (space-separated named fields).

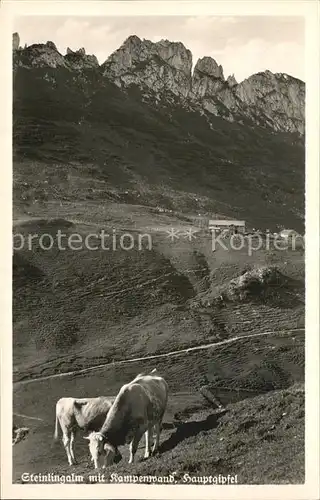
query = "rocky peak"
xmin=13 ymin=32 xmax=305 ymax=135
xmin=13 ymin=32 xmax=20 ymax=51
xmin=193 ymin=56 xmax=224 ymax=80
xmin=64 ymin=46 xmax=98 ymax=69
xmin=227 ymin=74 xmax=237 ymax=87
xmin=234 ymin=70 xmax=305 ymax=134
xmin=113 ymin=35 xmax=192 ymax=75
xmin=123 ymin=34 xmax=141 ymax=49
xmin=192 ymin=56 xmax=225 ymax=99
xmin=102 ymin=35 xmax=192 ymax=98
xmin=152 ymin=39 xmax=192 ymax=77
xmin=46 ymin=41 xmax=57 ymax=51
xmin=13 ymin=35 xmax=98 ymax=70
xmin=14 ymin=41 xmax=68 ymax=68
xmin=67 ymin=46 xmax=86 ymax=56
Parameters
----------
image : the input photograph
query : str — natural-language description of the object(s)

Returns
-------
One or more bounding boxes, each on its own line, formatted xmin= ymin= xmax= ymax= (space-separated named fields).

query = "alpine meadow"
xmin=12 ymin=21 xmax=306 ymax=486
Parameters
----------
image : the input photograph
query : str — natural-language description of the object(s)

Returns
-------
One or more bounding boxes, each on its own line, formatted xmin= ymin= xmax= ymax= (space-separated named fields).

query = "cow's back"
xmin=128 ymin=375 xmax=168 ymax=423
xmin=56 ymin=398 xmax=75 ymax=418
xmin=73 ymin=397 xmax=113 ymax=430
xmin=100 ymin=376 xmax=168 ymax=444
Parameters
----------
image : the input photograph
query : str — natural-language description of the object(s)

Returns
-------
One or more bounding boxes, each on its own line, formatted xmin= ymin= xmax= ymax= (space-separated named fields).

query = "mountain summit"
xmin=12 ymin=33 xmax=304 ymax=231
xmin=13 ymin=33 xmax=305 ymax=135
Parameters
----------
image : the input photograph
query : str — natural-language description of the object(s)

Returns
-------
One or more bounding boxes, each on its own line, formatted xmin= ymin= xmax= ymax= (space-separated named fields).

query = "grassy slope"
xmin=13 ymin=215 xmax=304 ymax=380
xmin=12 ymin=65 xmax=305 ymax=484
xmin=13 ymin=377 xmax=304 ymax=484
xmin=13 ymin=66 xmax=304 ymax=231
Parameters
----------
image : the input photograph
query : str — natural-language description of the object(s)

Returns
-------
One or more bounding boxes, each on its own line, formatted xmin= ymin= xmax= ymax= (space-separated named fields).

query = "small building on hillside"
xmin=208 ymin=219 xmax=246 ymax=234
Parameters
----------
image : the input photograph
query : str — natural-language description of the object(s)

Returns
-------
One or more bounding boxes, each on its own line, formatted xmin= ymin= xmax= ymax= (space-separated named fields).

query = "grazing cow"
xmin=84 ymin=368 xmax=168 ymax=469
xmin=54 ymin=396 xmax=114 ymax=466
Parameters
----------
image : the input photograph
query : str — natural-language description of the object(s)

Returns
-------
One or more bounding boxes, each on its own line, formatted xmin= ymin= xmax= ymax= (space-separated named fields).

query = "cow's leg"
xmin=129 ymin=430 xmax=144 ymax=464
xmin=144 ymin=425 xmax=153 ymax=459
xmin=62 ymin=431 xmax=73 ymax=466
xmin=152 ymin=421 xmax=161 ymax=456
xmin=69 ymin=430 xmax=78 ymax=465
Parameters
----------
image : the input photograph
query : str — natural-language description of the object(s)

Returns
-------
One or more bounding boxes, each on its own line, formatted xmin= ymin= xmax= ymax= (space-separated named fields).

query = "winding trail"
xmin=13 ymin=413 xmax=44 ymax=422
xmin=14 ymin=328 xmax=304 ymax=387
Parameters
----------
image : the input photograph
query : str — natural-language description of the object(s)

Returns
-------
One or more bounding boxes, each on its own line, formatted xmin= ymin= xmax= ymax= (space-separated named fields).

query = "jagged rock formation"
xmin=13 ymin=41 xmax=68 ymax=69
xmin=101 ymin=36 xmax=304 ymax=134
xmin=101 ymin=35 xmax=193 ymax=99
xmin=227 ymin=74 xmax=237 ymax=87
xmin=13 ymin=40 xmax=98 ymax=70
xmin=64 ymin=46 xmax=99 ymax=69
xmin=12 ymin=32 xmax=305 ymax=134
xmin=234 ymin=71 xmax=305 ymax=133
xmin=191 ymin=57 xmax=230 ymax=118
xmin=103 ymin=37 xmax=305 ymax=134
xmin=192 ymin=57 xmax=225 ymax=96
xmin=13 ymin=32 xmax=20 ymax=51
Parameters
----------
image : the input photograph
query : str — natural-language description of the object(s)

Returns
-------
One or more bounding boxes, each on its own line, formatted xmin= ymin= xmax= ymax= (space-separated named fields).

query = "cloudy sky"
xmin=14 ymin=16 xmax=305 ymax=82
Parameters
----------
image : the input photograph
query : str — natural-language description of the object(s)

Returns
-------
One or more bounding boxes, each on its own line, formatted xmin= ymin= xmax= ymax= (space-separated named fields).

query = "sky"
xmin=13 ymin=16 xmax=305 ymax=82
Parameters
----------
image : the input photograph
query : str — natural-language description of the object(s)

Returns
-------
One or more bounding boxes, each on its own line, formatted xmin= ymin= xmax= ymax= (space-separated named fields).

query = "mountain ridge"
xmin=13 ymin=32 xmax=305 ymax=135
xmin=13 ymin=32 xmax=305 ymax=84
xmin=12 ymin=32 xmax=305 ymax=232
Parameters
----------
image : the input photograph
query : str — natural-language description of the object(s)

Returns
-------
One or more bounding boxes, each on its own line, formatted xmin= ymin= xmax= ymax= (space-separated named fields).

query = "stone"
xmin=13 ymin=32 xmax=20 ymax=51
xmin=46 ymin=41 xmax=57 ymax=51
xmin=227 ymin=74 xmax=237 ymax=87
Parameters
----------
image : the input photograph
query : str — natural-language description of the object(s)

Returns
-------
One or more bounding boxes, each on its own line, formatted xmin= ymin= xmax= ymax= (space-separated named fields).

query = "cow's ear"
xmin=83 ymin=436 xmax=90 ymax=440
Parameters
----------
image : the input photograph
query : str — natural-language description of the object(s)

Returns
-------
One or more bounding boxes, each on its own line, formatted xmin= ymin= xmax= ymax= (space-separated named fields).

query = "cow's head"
xmin=84 ymin=432 xmax=122 ymax=469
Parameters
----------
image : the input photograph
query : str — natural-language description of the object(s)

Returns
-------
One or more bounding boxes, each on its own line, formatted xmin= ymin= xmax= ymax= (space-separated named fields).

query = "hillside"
xmin=12 ymin=33 xmax=305 ymax=485
xmin=13 ymin=215 xmax=304 ymax=381
xmin=14 ymin=384 xmax=304 ymax=485
xmin=13 ymin=35 xmax=305 ymax=232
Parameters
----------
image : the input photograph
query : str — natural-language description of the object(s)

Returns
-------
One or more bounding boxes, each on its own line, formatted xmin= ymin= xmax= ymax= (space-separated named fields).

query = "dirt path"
xmin=13 ymin=413 xmax=44 ymax=422
xmin=14 ymin=328 xmax=304 ymax=387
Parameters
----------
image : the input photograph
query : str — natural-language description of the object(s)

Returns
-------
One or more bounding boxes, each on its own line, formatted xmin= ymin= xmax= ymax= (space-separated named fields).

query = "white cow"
xmin=54 ymin=396 xmax=114 ymax=466
xmin=84 ymin=369 xmax=168 ymax=468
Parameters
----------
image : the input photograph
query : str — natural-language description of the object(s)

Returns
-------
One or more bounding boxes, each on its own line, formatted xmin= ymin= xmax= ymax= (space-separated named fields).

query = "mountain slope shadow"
xmin=159 ymin=410 xmax=227 ymax=454
xmin=13 ymin=253 xmax=45 ymax=287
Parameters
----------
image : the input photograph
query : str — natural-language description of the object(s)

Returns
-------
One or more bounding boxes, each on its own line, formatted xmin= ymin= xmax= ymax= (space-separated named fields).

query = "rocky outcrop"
xmin=12 ymin=32 xmax=305 ymax=134
xmin=64 ymin=47 xmax=99 ymax=69
xmin=101 ymin=35 xmax=304 ymax=134
xmin=234 ymin=71 xmax=305 ymax=134
xmin=191 ymin=57 xmax=229 ymax=117
xmin=13 ymin=32 xmax=20 ymax=51
xmin=192 ymin=57 xmax=225 ymax=97
xmin=227 ymin=74 xmax=237 ymax=87
xmin=102 ymin=35 xmax=193 ymax=98
xmin=194 ymin=56 xmax=224 ymax=80
xmin=14 ymin=41 xmax=68 ymax=69
xmin=14 ymin=39 xmax=98 ymax=70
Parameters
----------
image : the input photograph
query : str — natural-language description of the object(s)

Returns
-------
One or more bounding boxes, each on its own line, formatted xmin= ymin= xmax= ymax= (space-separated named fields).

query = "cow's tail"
xmin=53 ymin=412 xmax=59 ymax=441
